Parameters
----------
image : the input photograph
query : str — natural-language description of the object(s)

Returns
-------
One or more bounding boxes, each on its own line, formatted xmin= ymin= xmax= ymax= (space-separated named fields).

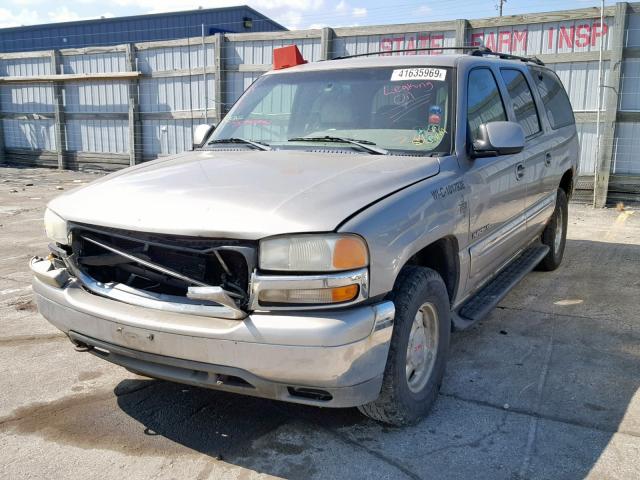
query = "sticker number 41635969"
xmin=390 ymin=68 xmax=447 ymax=81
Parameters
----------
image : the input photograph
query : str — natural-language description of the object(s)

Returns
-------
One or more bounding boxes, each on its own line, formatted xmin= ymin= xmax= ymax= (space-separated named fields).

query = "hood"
xmin=49 ymin=150 xmax=440 ymax=240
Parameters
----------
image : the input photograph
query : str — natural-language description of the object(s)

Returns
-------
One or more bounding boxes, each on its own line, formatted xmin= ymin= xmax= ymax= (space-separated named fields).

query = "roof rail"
xmin=332 ymin=46 xmax=480 ymax=60
xmin=469 ymin=47 xmax=545 ymax=66
xmin=331 ymin=46 xmax=544 ymax=66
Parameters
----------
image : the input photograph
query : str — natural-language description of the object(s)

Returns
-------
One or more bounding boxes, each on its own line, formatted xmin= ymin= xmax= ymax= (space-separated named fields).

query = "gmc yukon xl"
xmin=31 ymin=48 xmax=578 ymax=425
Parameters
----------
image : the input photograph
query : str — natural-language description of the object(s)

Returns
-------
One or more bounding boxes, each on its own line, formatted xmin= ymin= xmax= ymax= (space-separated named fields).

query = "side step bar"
xmin=453 ymin=244 xmax=550 ymax=330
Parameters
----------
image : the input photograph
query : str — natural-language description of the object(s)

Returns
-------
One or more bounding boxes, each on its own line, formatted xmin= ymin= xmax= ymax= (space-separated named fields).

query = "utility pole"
xmin=497 ymin=0 xmax=506 ymax=17
xmin=593 ymin=0 xmax=605 ymax=207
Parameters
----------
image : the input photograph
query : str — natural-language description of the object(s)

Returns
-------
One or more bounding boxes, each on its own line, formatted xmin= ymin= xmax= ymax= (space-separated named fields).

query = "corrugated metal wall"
xmin=137 ymin=44 xmax=213 ymax=73
xmin=66 ymin=119 xmax=129 ymax=154
xmin=2 ymin=118 xmax=56 ymax=150
xmin=139 ymin=76 xmax=214 ymax=113
xmin=0 ymin=56 xmax=52 ymax=76
xmin=613 ymin=122 xmax=640 ymax=174
xmin=616 ymin=10 xmax=640 ymax=176
xmin=226 ymin=37 xmax=321 ymax=65
xmin=61 ymin=51 xmax=130 ymax=157
xmin=550 ymin=61 xmax=609 ymax=111
xmin=1 ymin=4 xmax=640 ymax=195
xmin=142 ymin=119 xmax=194 ymax=156
xmin=575 ymin=122 xmax=599 ymax=175
xmin=1 ymin=83 xmax=55 ymax=113
xmin=138 ymin=41 xmax=217 ymax=157
xmin=62 ymin=52 xmax=127 ymax=74
xmin=224 ymin=36 xmax=322 ymax=105
xmin=0 ymin=79 xmax=56 ymax=151
xmin=468 ymin=18 xmax=611 ymax=54
xmin=332 ymin=30 xmax=457 ymax=57
xmin=64 ymin=81 xmax=128 ymax=113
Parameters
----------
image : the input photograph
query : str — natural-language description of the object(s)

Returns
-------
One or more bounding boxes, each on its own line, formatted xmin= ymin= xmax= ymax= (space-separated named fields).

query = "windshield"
xmin=210 ymin=66 xmax=453 ymax=155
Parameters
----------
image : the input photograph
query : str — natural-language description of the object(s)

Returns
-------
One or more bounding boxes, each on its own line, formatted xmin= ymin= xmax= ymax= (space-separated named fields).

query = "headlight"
xmin=44 ymin=208 xmax=69 ymax=245
xmin=259 ymin=234 xmax=368 ymax=272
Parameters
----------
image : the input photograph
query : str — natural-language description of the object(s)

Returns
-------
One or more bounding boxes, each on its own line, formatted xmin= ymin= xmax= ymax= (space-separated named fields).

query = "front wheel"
xmin=358 ymin=266 xmax=450 ymax=426
xmin=536 ymin=188 xmax=568 ymax=271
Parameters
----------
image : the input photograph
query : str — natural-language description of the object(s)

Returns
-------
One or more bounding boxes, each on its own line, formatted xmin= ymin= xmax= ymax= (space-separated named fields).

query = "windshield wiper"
xmin=288 ymin=136 xmax=389 ymax=155
xmin=208 ymin=138 xmax=271 ymax=151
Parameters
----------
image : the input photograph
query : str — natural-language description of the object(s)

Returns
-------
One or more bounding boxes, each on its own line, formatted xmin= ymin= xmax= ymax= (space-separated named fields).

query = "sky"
xmin=0 ymin=0 xmax=616 ymax=31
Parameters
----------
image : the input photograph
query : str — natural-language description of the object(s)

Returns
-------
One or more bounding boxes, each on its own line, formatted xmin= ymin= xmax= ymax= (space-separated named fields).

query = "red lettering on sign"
xmin=392 ymin=37 xmax=404 ymax=51
xmin=591 ymin=21 xmax=608 ymax=47
xmin=575 ymin=24 xmax=590 ymax=48
xmin=498 ymin=31 xmax=511 ymax=52
xmin=417 ymin=35 xmax=430 ymax=48
xmin=469 ymin=22 xmax=609 ymax=54
xmin=558 ymin=26 xmax=574 ymax=49
xmin=406 ymin=36 xmax=417 ymax=55
xmin=485 ymin=32 xmax=496 ymax=51
xmin=471 ymin=32 xmax=484 ymax=47
xmin=381 ymin=38 xmax=393 ymax=55
xmin=512 ymin=30 xmax=527 ymax=51
xmin=431 ymin=33 xmax=444 ymax=54
xmin=547 ymin=27 xmax=555 ymax=49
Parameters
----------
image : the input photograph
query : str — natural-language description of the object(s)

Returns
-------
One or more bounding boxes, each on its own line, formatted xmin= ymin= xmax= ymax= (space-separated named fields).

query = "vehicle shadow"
xmin=114 ymin=378 xmax=373 ymax=477
xmin=115 ymin=238 xmax=640 ymax=479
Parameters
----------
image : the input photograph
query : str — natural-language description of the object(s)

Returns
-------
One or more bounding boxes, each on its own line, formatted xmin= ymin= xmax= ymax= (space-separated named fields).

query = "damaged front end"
xmin=32 ymin=224 xmax=257 ymax=319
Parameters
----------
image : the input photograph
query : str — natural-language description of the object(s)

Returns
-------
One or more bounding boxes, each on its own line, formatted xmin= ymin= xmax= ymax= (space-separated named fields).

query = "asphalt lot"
xmin=1 ymin=165 xmax=639 ymax=480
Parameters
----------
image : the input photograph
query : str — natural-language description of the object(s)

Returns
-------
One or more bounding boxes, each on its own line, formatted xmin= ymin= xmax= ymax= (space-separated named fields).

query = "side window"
xmin=529 ymin=67 xmax=575 ymax=129
xmin=467 ymin=68 xmax=507 ymax=143
xmin=500 ymin=69 xmax=541 ymax=137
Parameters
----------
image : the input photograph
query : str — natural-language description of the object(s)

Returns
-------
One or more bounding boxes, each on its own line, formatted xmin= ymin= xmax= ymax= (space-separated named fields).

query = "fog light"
xmin=259 ymin=284 xmax=359 ymax=305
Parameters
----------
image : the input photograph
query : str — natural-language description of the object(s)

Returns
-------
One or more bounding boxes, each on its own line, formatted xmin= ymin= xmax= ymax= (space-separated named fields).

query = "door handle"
xmin=515 ymin=163 xmax=525 ymax=180
xmin=545 ymin=153 xmax=552 ymax=167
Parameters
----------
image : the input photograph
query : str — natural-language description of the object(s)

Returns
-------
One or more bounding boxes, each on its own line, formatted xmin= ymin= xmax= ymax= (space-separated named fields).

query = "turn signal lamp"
xmin=258 ymin=284 xmax=359 ymax=305
xmin=273 ymin=45 xmax=307 ymax=70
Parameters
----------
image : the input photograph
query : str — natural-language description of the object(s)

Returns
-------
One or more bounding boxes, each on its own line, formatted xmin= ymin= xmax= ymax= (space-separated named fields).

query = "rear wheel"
xmin=358 ymin=266 xmax=450 ymax=426
xmin=536 ymin=188 xmax=568 ymax=271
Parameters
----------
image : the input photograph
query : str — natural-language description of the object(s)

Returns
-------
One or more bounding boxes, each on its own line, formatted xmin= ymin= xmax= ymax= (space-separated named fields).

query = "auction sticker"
xmin=391 ymin=68 xmax=447 ymax=81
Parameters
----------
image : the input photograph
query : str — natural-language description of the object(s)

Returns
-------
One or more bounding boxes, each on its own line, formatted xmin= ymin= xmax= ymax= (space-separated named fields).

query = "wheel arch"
xmin=403 ymin=236 xmax=460 ymax=306
xmin=560 ymin=168 xmax=574 ymax=199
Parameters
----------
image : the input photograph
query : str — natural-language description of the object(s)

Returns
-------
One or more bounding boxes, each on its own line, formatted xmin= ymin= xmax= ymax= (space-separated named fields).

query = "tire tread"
xmin=358 ymin=266 xmax=449 ymax=426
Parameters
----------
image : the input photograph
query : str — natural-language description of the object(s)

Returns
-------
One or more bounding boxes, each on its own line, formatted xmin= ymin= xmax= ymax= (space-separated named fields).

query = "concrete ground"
xmin=0 ymin=166 xmax=639 ymax=480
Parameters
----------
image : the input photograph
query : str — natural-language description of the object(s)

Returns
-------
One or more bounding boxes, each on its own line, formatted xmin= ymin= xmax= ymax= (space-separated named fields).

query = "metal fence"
xmin=1 ymin=3 xmax=640 ymax=205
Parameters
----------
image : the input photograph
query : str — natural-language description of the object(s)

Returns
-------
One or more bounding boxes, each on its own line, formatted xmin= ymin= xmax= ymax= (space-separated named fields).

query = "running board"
xmin=453 ymin=244 xmax=550 ymax=330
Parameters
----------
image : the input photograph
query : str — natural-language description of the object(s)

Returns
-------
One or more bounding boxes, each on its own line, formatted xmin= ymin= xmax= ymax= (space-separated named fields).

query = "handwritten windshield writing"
xmin=383 ymin=81 xmax=433 ymax=96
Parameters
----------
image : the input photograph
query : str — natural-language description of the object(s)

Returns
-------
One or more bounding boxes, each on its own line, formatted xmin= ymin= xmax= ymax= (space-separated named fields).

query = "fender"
xmin=339 ymin=156 xmax=469 ymax=301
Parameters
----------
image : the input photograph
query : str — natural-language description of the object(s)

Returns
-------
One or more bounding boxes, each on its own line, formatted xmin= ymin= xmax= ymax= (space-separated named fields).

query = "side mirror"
xmin=472 ymin=121 xmax=525 ymax=157
xmin=192 ymin=124 xmax=215 ymax=149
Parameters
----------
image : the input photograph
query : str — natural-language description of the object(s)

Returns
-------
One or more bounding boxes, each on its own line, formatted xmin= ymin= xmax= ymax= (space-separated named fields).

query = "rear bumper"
xmin=32 ymin=262 xmax=395 ymax=408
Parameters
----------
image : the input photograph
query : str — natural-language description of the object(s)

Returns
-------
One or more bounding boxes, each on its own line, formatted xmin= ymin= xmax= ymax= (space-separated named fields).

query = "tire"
xmin=536 ymin=188 xmax=568 ymax=271
xmin=358 ymin=266 xmax=450 ymax=426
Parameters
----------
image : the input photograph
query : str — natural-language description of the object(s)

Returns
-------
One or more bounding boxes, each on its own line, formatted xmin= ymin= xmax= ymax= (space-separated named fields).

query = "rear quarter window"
xmin=529 ymin=67 xmax=575 ymax=129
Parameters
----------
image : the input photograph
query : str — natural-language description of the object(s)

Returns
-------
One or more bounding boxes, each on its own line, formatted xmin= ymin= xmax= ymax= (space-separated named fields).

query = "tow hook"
xmin=73 ymin=341 xmax=93 ymax=353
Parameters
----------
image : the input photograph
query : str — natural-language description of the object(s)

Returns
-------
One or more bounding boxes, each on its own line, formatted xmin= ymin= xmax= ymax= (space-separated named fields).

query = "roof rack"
xmin=331 ymin=46 xmax=544 ymax=66
xmin=332 ymin=46 xmax=477 ymax=60
xmin=469 ymin=47 xmax=545 ymax=66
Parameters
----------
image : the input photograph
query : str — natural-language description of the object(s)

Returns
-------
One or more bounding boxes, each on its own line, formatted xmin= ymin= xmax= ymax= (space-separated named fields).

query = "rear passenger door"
xmin=529 ymin=67 xmax=577 ymax=200
xmin=499 ymin=68 xmax=556 ymax=233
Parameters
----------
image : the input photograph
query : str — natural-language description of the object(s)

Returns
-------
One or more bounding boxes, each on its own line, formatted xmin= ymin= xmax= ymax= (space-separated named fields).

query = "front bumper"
xmin=31 ymin=259 xmax=395 ymax=408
